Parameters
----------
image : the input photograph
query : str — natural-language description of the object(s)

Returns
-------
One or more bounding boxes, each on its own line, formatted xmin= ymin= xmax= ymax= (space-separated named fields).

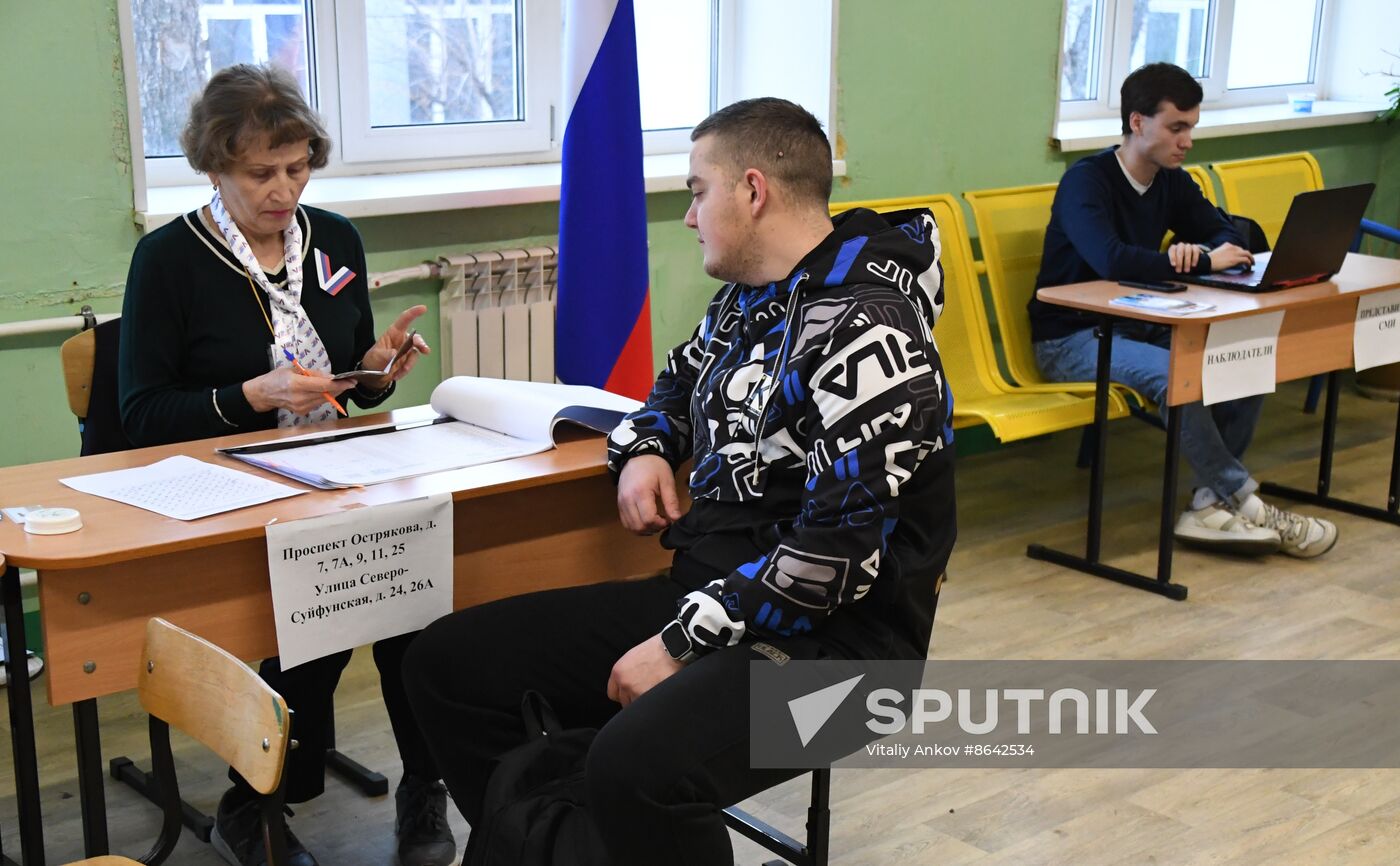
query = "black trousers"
xmin=402 ymin=574 xmax=853 ymax=866
xmin=231 ymin=630 xmax=437 ymax=804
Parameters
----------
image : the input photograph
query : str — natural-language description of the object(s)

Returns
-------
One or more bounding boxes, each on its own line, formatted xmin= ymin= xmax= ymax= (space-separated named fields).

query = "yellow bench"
xmin=961 ymin=183 xmax=1146 ymax=414
xmin=1209 ymin=151 xmax=1323 ymax=247
xmin=830 ymin=194 xmax=1112 ymax=442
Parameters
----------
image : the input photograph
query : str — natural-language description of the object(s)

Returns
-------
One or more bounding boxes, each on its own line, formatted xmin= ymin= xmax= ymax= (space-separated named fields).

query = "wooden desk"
xmin=0 ymin=408 xmax=671 ymax=865
xmin=1034 ymin=253 xmax=1400 ymax=599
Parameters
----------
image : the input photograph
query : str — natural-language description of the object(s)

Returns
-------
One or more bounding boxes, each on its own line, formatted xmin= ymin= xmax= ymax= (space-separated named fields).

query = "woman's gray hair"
xmin=181 ymin=64 xmax=331 ymax=174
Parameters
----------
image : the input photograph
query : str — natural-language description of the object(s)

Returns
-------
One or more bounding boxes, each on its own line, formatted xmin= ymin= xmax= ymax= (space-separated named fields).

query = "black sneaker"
xmin=395 ymin=775 xmax=456 ymax=866
xmin=211 ymin=787 xmax=319 ymax=866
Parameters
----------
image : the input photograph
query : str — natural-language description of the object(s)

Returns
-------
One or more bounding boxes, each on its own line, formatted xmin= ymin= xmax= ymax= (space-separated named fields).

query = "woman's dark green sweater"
xmin=118 ymin=204 xmax=392 ymax=447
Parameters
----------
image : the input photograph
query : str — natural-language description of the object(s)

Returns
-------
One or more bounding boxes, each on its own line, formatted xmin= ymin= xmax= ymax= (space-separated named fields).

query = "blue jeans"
xmin=1034 ymin=323 xmax=1262 ymax=503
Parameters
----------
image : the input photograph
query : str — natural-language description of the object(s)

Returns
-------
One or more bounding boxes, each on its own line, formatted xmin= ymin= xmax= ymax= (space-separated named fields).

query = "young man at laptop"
xmin=1029 ymin=62 xmax=1337 ymax=558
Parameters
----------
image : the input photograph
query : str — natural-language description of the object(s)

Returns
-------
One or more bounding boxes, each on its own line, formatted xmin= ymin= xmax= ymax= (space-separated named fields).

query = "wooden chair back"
xmin=60 ymin=327 xmax=97 ymax=419
xmin=138 ymin=617 xmax=292 ymax=795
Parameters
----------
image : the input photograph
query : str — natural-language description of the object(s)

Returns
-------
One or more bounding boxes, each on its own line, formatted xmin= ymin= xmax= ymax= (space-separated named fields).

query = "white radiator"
xmin=437 ymin=246 xmax=559 ymax=383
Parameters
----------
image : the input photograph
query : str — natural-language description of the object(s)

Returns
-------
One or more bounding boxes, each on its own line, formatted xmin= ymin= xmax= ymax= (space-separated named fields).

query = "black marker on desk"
xmin=1117 ymin=279 xmax=1188 ymax=293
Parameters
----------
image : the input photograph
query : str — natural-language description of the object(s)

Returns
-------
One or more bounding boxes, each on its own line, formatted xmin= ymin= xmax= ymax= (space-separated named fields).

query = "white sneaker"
xmin=1237 ymin=495 xmax=1339 ymax=559
xmin=1174 ymin=501 xmax=1281 ymax=555
xmin=0 ymin=652 xmax=44 ymax=688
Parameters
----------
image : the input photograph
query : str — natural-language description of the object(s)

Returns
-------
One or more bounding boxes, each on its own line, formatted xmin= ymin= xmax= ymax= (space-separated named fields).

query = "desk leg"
xmin=72 ymin=700 xmax=109 ymax=856
xmin=1085 ymin=317 xmax=1114 ymax=564
xmin=2 ymin=565 xmax=45 ymax=866
xmin=1156 ymin=406 xmax=1181 ymax=585
xmin=108 ymin=758 xmax=214 ymax=843
xmin=1318 ymin=371 xmax=1340 ymax=497
xmin=1261 ymin=370 xmax=1400 ymax=525
xmin=1391 ymin=391 xmax=1400 ymax=516
xmin=324 ymin=707 xmax=388 ymax=797
xmin=1027 ymin=319 xmax=1188 ymax=600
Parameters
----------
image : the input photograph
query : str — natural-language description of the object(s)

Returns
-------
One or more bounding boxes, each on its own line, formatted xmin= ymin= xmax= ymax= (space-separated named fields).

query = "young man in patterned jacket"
xmin=404 ymin=97 xmax=957 ymax=865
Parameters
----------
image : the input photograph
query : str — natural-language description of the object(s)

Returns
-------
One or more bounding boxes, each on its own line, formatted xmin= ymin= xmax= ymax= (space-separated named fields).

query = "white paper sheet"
xmin=266 ymin=494 xmax=453 ymax=669
xmin=60 ymin=455 xmax=306 ymax=520
xmin=230 ymin=420 xmax=550 ymax=488
xmin=1354 ymin=288 xmax=1400 ymax=372
xmin=1201 ymin=311 xmax=1286 ymax=407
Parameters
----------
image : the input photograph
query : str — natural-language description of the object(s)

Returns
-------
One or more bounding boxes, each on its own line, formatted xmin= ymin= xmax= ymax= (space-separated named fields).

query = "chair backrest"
xmin=58 ymin=317 xmax=132 ymax=455
xmin=60 ymin=327 xmax=97 ymax=419
xmin=1184 ymin=164 xmax=1218 ymax=206
xmin=138 ymin=617 xmax=291 ymax=795
xmin=829 ymin=194 xmax=1016 ymax=403
xmin=1209 ymin=151 xmax=1324 ymax=247
xmin=961 ymin=183 xmax=1059 ymax=387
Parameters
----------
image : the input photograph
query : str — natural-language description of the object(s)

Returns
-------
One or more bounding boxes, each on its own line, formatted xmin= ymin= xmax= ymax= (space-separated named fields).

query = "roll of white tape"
xmin=23 ymin=507 xmax=83 ymax=535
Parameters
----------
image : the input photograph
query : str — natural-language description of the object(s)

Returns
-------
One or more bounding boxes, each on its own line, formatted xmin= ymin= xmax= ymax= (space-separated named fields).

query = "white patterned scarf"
xmin=209 ymin=189 xmax=336 ymax=427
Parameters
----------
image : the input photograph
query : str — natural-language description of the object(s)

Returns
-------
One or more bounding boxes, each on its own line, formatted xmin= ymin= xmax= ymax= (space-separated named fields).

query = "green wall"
xmin=2 ymin=0 xmax=1397 ymax=468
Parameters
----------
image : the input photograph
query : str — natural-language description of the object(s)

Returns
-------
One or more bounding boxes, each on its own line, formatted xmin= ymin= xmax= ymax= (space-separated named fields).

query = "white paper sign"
xmin=1201 ymin=311 xmax=1285 ymax=406
xmin=265 ymin=494 xmax=453 ymax=669
xmin=1354 ymin=288 xmax=1400 ymax=372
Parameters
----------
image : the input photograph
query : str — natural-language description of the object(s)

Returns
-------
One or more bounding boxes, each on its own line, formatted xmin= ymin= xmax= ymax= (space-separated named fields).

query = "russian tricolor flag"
xmin=556 ymin=0 xmax=654 ymax=400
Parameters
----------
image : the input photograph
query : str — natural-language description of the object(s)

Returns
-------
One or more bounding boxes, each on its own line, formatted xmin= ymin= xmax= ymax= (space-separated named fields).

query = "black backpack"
xmin=466 ymin=691 xmax=610 ymax=866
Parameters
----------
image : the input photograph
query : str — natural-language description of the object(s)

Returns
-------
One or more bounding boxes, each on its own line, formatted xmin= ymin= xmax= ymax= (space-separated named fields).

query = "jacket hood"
xmin=783 ymin=207 xmax=944 ymax=334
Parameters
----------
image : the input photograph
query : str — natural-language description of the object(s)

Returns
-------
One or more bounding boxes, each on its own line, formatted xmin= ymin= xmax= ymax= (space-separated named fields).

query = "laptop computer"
xmin=1182 ymin=182 xmax=1375 ymax=292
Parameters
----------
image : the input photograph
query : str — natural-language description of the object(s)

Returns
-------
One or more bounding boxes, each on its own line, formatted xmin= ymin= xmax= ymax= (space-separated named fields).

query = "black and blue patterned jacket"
xmin=607 ymin=207 xmax=957 ymax=660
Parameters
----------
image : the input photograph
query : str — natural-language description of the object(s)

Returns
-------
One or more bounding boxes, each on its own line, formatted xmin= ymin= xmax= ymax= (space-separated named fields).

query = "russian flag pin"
xmin=315 ymin=249 xmax=356 ymax=296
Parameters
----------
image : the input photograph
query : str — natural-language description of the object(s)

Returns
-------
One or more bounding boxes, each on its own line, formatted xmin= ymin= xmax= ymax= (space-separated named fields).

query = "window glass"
xmin=1061 ymin=0 xmax=1106 ymax=100
xmin=132 ymin=0 xmax=312 ymax=158
xmin=1227 ymin=0 xmax=1320 ymax=89
xmin=364 ymin=0 xmax=523 ymax=128
xmin=634 ymin=0 xmax=712 ymax=130
xmin=1128 ymin=0 xmax=1213 ymax=78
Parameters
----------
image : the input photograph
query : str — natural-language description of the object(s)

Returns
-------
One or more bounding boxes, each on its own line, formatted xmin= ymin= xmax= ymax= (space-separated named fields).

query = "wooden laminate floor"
xmin=3 ymin=377 xmax=1398 ymax=865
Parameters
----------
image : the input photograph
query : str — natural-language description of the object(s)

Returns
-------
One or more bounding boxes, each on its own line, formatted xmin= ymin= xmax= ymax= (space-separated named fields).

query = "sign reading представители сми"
xmin=265 ymin=494 xmax=452 ymax=669
xmin=1201 ymin=311 xmax=1285 ymax=406
xmin=1354 ymin=287 xmax=1400 ymax=373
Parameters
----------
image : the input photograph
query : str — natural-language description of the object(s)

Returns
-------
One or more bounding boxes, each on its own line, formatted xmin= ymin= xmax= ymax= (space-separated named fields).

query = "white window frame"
xmin=121 ymin=0 xmax=839 ymax=219
xmin=1059 ymin=0 xmax=1330 ymax=122
xmin=334 ymin=0 xmax=558 ymax=163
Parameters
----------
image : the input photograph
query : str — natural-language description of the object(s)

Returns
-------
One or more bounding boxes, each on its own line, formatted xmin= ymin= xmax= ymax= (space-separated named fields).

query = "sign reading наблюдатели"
xmin=1201 ymin=311 xmax=1285 ymax=406
xmin=266 ymin=494 xmax=452 ymax=668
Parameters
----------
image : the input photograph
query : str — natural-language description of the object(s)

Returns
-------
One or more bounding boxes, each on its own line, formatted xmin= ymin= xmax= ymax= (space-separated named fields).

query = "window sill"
xmin=1053 ymin=99 xmax=1391 ymax=152
xmin=138 ymin=155 xmax=850 ymax=232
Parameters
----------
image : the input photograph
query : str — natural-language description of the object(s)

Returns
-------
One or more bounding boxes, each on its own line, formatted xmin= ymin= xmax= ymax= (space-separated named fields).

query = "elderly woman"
xmin=118 ymin=65 xmax=453 ymax=866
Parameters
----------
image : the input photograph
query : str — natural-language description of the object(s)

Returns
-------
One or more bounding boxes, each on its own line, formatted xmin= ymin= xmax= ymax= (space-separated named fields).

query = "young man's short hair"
xmin=691 ymin=97 xmax=832 ymax=207
xmin=1120 ymin=62 xmax=1203 ymax=135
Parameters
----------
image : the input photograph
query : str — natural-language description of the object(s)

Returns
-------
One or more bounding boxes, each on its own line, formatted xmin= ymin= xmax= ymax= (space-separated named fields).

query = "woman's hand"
xmin=355 ymin=305 xmax=432 ymax=391
xmin=243 ymin=366 xmax=353 ymax=415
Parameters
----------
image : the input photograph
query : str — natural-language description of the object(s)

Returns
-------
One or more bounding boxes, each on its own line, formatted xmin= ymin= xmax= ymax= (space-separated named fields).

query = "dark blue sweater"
xmin=1029 ymin=147 xmax=1241 ymax=342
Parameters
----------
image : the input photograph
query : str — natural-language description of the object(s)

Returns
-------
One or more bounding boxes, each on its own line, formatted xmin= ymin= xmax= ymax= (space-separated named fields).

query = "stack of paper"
xmin=1109 ymin=293 xmax=1216 ymax=316
xmin=60 ymin=455 xmax=306 ymax=520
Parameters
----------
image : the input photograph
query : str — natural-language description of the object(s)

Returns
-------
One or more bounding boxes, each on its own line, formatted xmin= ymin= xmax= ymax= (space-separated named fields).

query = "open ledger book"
xmin=218 ymin=376 xmax=642 ymax=489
